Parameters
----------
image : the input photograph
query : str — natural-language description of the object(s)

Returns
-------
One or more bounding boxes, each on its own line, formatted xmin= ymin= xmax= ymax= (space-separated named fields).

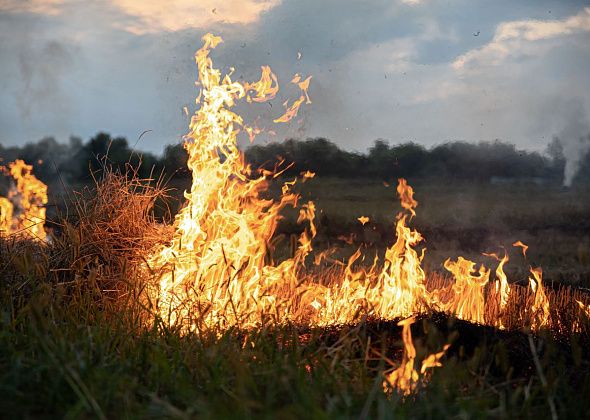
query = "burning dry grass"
xmin=425 ymin=273 xmax=590 ymax=338
xmin=2 ymin=164 xmax=590 ymax=417
xmin=2 ymin=34 xmax=590 ymax=416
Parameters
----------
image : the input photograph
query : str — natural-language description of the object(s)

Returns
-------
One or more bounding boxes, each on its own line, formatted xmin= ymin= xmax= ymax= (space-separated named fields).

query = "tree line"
xmin=1 ymin=132 xmax=589 ymax=187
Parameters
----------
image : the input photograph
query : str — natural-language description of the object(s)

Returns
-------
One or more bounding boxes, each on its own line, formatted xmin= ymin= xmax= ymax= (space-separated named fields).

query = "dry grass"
xmin=1 ymin=164 xmax=172 ymax=323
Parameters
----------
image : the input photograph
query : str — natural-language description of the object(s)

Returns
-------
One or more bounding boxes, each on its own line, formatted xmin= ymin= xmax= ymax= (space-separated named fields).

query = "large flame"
xmin=0 ymin=159 xmax=48 ymax=240
xmin=149 ymin=33 xmax=563 ymax=340
xmin=149 ymin=33 xmax=313 ymax=330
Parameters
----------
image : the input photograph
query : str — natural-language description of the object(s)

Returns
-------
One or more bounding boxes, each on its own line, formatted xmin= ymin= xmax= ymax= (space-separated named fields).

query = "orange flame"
xmin=529 ymin=267 xmax=550 ymax=330
xmin=273 ymin=74 xmax=312 ymax=123
xmin=357 ymin=216 xmax=369 ymax=225
xmin=513 ymin=240 xmax=528 ymax=258
xmin=0 ymin=159 xmax=48 ymax=240
xmin=301 ymin=170 xmax=315 ymax=182
xmin=444 ymin=257 xmax=490 ymax=325
xmin=149 ymin=33 xmax=313 ymax=330
xmin=383 ymin=317 xmax=449 ymax=396
xmin=245 ymin=65 xmax=279 ymax=103
xmin=577 ymin=300 xmax=590 ymax=318
xmin=0 ymin=197 xmax=13 ymax=235
xmin=397 ymin=178 xmax=417 ymax=217
xmin=484 ymin=251 xmax=511 ymax=328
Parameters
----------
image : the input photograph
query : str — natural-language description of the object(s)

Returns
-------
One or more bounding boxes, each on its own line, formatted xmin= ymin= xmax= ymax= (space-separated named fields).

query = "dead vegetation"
xmin=1 ymin=164 xmax=171 ymax=321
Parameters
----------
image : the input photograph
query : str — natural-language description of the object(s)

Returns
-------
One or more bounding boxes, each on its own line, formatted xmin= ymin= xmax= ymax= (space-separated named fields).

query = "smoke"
xmin=559 ymin=101 xmax=590 ymax=187
xmin=17 ymin=40 xmax=73 ymax=118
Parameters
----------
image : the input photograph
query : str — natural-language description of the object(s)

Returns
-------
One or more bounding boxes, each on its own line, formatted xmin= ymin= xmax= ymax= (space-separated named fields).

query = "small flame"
xmin=0 ymin=159 xmax=48 ymax=240
xmin=273 ymin=74 xmax=312 ymax=123
xmin=357 ymin=216 xmax=369 ymax=225
xmin=513 ymin=240 xmax=528 ymax=258
xmin=383 ymin=317 xmax=449 ymax=396
xmin=577 ymin=300 xmax=590 ymax=318
xmin=245 ymin=65 xmax=279 ymax=103
xmin=529 ymin=267 xmax=550 ymax=330
xmin=444 ymin=257 xmax=490 ymax=325
xmin=0 ymin=197 xmax=13 ymax=235
xmin=301 ymin=170 xmax=315 ymax=180
xmin=484 ymin=251 xmax=511 ymax=328
xmin=397 ymin=178 xmax=417 ymax=217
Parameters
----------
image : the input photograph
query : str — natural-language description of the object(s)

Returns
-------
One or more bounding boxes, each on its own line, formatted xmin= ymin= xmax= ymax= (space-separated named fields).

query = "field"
xmin=165 ymin=176 xmax=590 ymax=286
xmin=290 ymin=178 xmax=590 ymax=287
xmin=2 ymin=175 xmax=590 ymax=418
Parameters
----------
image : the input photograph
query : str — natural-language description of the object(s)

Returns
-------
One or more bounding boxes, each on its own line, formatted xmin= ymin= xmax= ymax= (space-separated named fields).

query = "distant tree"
xmin=161 ymin=143 xmax=189 ymax=178
xmin=2 ymin=135 xmax=587 ymax=187
xmin=70 ymin=132 xmax=160 ymax=181
xmin=390 ymin=142 xmax=428 ymax=179
xmin=367 ymin=139 xmax=394 ymax=178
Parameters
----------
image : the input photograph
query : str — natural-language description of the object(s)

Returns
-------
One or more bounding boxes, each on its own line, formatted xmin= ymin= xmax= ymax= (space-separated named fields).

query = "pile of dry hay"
xmin=1 ymin=164 xmax=172 ymax=322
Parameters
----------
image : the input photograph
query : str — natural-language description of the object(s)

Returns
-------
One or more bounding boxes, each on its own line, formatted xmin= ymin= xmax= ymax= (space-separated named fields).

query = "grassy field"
xmin=2 ymin=175 xmax=590 ymax=418
xmin=276 ymin=178 xmax=590 ymax=288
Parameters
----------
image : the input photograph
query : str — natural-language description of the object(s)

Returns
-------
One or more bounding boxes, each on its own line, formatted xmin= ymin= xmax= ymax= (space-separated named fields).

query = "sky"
xmin=1 ymin=0 xmax=589 ymax=155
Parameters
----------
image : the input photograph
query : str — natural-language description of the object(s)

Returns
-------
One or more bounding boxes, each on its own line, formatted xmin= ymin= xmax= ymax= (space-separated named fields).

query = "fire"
xmin=443 ymin=257 xmax=490 ymax=325
xmin=0 ymin=197 xmax=13 ymax=234
xmin=245 ymin=65 xmax=279 ymax=103
xmin=494 ymin=252 xmax=511 ymax=322
xmin=301 ymin=170 xmax=315 ymax=180
xmin=529 ymin=267 xmax=550 ymax=330
xmin=148 ymin=33 xmax=435 ymax=330
xmin=149 ymin=33 xmax=312 ymax=330
xmin=513 ymin=240 xmax=528 ymax=258
xmin=382 ymin=317 xmax=449 ymax=396
xmin=369 ymin=189 xmax=430 ymax=319
xmin=0 ymin=159 xmax=48 ymax=240
xmin=578 ymin=300 xmax=590 ymax=318
xmin=397 ymin=178 xmax=417 ymax=217
xmin=273 ymin=74 xmax=312 ymax=123
xmin=484 ymin=251 xmax=511 ymax=328
xmin=1 ymin=32 xmax=586 ymax=401
xmin=149 ymin=33 xmax=586 ymax=350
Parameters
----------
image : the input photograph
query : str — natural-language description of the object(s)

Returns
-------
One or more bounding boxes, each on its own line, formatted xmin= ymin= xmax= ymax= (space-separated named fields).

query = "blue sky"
xmin=1 ymin=0 xmax=589 ymax=154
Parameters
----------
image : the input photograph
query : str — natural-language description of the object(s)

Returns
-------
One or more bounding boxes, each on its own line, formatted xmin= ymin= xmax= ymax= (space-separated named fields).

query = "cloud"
xmin=110 ymin=0 xmax=281 ymax=34
xmin=0 ymin=0 xmax=65 ymax=15
xmin=0 ymin=0 xmax=588 ymax=155
xmin=453 ymin=7 xmax=590 ymax=70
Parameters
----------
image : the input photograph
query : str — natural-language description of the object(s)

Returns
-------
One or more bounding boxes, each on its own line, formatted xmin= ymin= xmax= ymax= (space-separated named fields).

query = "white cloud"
xmin=0 ymin=0 xmax=282 ymax=33
xmin=110 ymin=0 xmax=281 ymax=34
xmin=453 ymin=7 xmax=590 ymax=70
xmin=0 ymin=0 xmax=65 ymax=15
